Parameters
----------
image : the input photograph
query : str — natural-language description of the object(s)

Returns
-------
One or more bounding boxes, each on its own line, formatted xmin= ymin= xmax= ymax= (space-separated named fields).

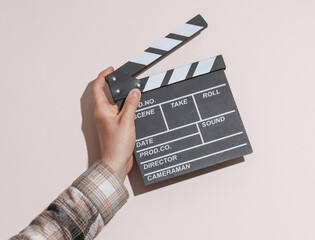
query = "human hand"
xmin=93 ymin=67 xmax=141 ymax=181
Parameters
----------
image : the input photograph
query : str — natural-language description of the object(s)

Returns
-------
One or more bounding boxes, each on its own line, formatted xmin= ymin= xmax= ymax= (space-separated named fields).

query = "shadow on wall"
xmin=80 ymin=80 xmax=245 ymax=196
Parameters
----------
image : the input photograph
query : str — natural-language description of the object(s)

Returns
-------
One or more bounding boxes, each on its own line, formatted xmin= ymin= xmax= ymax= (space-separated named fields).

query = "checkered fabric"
xmin=10 ymin=160 xmax=129 ymax=240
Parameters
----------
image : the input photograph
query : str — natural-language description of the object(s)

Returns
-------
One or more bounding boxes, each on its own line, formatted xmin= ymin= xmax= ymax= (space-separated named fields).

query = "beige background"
xmin=1 ymin=0 xmax=315 ymax=239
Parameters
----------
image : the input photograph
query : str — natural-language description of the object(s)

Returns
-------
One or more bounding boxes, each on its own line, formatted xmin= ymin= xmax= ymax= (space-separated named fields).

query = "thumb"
xmin=119 ymin=88 xmax=141 ymax=121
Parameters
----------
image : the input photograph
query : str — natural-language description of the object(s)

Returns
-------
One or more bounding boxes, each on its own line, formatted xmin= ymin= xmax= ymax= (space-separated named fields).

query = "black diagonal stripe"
xmin=187 ymin=14 xmax=208 ymax=27
xmin=161 ymin=69 xmax=174 ymax=86
xmin=166 ymin=33 xmax=188 ymax=41
xmin=116 ymin=61 xmax=147 ymax=76
xmin=185 ymin=62 xmax=199 ymax=79
xmin=145 ymin=47 xmax=167 ymax=55
xmin=139 ymin=76 xmax=149 ymax=91
xmin=211 ymin=55 xmax=226 ymax=72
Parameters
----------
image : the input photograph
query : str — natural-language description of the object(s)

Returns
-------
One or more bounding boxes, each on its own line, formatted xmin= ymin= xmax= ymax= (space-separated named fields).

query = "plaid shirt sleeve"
xmin=10 ymin=160 xmax=129 ymax=240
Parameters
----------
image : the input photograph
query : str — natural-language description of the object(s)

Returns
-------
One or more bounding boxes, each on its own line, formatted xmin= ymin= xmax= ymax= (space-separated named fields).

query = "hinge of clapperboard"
xmin=105 ymin=14 xmax=226 ymax=107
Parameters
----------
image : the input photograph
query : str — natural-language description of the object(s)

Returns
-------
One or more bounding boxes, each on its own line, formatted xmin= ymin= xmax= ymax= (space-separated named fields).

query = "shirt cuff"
xmin=72 ymin=160 xmax=129 ymax=223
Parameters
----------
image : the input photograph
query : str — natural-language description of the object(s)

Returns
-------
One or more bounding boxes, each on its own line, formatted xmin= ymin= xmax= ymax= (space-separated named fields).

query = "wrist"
xmin=101 ymin=158 xmax=128 ymax=182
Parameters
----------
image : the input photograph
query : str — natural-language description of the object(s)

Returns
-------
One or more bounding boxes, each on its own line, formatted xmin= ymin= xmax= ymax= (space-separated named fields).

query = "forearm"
xmin=10 ymin=160 xmax=129 ymax=239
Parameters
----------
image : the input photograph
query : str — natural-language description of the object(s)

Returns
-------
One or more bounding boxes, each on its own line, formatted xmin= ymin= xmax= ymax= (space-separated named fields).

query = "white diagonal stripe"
xmin=168 ymin=64 xmax=191 ymax=84
xmin=143 ymin=71 xmax=167 ymax=92
xmin=130 ymin=51 xmax=161 ymax=65
xmin=193 ymin=57 xmax=216 ymax=77
xmin=152 ymin=37 xmax=182 ymax=51
xmin=173 ymin=23 xmax=203 ymax=37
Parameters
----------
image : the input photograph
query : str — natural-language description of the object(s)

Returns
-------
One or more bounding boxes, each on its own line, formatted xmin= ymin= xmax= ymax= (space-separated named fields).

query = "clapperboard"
xmin=106 ymin=15 xmax=252 ymax=186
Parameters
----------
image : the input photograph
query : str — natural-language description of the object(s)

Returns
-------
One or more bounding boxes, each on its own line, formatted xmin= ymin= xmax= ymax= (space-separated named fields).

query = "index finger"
xmin=92 ymin=67 xmax=114 ymax=107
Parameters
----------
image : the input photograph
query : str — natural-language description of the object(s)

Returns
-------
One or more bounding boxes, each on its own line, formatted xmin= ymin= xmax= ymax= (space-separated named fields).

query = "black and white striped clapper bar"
xmin=106 ymin=14 xmax=253 ymax=186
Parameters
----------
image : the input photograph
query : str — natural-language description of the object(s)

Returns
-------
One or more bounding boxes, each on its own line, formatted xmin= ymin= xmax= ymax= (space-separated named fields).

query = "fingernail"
xmin=131 ymin=89 xmax=141 ymax=99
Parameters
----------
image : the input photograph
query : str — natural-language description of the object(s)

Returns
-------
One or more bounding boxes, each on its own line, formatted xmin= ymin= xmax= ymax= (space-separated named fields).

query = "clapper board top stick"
xmin=106 ymin=14 xmax=253 ymax=186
